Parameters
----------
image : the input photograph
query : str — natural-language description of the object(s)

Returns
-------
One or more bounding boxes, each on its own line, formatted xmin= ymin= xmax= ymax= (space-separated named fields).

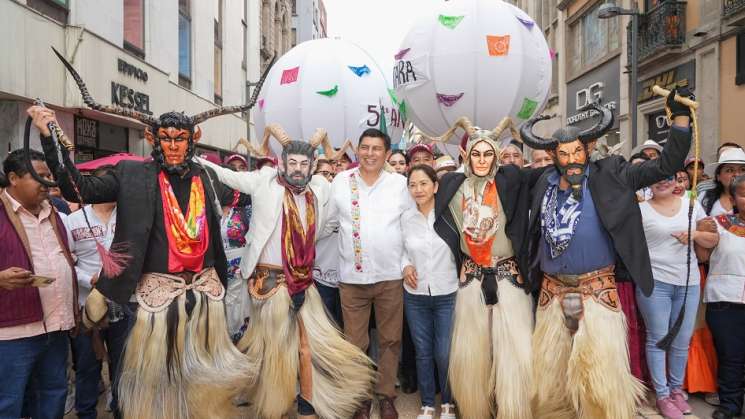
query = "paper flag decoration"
xmin=550 ymin=48 xmax=557 ymax=60
xmin=280 ymin=67 xmax=300 ymax=85
xmin=517 ymin=98 xmax=538 ymax=120
xmin=316 ymin=85 xmax=339 ymax=97
xmin=436 ymin=93 xmax=464 ymax=107
xmin=348 ymin=65 xmax=371 ymax=77
xmin=486 ymin=35 xmax=511 ymax=56
xmin=438 ymin=14 xmax=465 ymax=29
xmin=258 ymin=99 xmax=265 ymax=109
xmin=394 ymin=48 xmax=411 ymax=60
xmin=516 ymin=15 xmax=534 ymax=29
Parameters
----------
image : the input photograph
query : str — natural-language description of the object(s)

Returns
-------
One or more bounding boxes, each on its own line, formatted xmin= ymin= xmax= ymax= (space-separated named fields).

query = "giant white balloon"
xmin=394 ymin=0 xmax=552 ymax=140
xmin=254 ymin=38 xmax=405 ymax=156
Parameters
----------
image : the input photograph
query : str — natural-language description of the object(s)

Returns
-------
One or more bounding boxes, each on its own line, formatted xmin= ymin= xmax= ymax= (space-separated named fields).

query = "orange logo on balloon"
xmin=486 ymin=35 xmax=511 ymax=56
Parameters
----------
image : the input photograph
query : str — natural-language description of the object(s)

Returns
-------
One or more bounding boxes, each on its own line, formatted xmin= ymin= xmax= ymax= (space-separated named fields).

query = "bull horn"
xmin=577 ymin=101 xmax=614 ymax=144
xmin=190 ymin=54 xmax=277 ymax=125
xmin=519 ymin=114 xmax=557 ymax=150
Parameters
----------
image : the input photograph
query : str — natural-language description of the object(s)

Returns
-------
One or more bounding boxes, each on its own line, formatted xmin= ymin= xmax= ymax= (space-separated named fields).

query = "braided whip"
xmin=656 ymin=89 xmax=699 ymax=350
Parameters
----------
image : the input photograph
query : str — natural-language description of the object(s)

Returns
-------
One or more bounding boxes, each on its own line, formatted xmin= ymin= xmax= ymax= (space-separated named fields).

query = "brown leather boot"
xmin=379 ymin=397 xmax=399 ymax=419
xmin=352 ymin=400 xmax=372 ymax=419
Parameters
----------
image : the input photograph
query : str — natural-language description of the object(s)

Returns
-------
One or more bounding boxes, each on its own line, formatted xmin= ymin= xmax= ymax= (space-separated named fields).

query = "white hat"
xmin=631 ymin=140 xmax=663 ymax=156
xmin=705 ymin=148 xmax=745 ymax=177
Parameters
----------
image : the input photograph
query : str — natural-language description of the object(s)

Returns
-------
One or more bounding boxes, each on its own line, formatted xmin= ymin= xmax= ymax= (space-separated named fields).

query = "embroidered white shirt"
xmin=327 ymin=168 xmax=413 ymax=284
xmin=401 ymin=207 xmax=458 ymax=296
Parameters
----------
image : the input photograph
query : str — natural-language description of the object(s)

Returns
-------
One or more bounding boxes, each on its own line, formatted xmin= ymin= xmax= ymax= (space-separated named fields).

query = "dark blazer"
xmin=527 ymin=127 xmax=692 ymax=297
xmin=41 ymin=138 xmax=229 ymax=305
xmin=433 ymin=164 xmax=544 ymax=291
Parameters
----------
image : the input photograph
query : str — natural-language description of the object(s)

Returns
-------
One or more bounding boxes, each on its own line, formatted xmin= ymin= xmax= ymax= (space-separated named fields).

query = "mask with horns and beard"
xmin=520 ymin=102 xmax=614 ymax=200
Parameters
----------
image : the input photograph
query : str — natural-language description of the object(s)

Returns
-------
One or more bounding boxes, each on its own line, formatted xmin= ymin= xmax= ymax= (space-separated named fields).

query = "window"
xmin=567 ymin=0 xmax=620 ymax=79
xmin=292 ymin=0 xmax=297 ymax=15
xmin=178 ymin=0 xmax=192 ymax=89
xmin=27 ymin=0 xmax=68 ymax=23
xmin=214 ymin=0 xmax=223 ymax=104
xmin=123 ymin=0 xmax=145 ymax=57
xmin=736 ymin=31 xmax=745 ymax=85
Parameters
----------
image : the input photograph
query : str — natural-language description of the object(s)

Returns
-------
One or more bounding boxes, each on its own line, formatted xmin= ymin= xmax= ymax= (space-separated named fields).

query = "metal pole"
xmin=630 ymin=7 xmax=639 ymax=148
xmin=245 ymin=81 xmax=252 ymax=168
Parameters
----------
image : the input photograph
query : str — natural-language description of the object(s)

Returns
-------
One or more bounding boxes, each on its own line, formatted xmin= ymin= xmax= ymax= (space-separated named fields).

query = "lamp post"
xmin=599 ymin=2 xmax=640 ymax=148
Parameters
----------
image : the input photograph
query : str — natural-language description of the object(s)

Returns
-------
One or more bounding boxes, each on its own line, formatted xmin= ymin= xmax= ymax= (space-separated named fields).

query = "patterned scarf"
xmin=462 ymin=180 xmax=501 ymax=266
xmin=541 ymin=180 xmax=584 ymax=258
xmin=158 ymin=171 xmax=209 ymax=273
xmin=281 ymin=188 xmax=317 ymax=296
xmin=716 ymin=214 xmax=745 ymax=238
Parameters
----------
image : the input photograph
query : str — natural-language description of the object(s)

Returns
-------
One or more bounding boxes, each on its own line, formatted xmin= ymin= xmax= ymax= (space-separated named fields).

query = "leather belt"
xmin=538 ymin=265 xmax=619 ymax=334
xmin=461 ymin=256 xmax=522 ymax=305
xmin=136 ymin=268 xmax=224 ymax=313
xmin=249 ymin=264 xmax=287 ymax=300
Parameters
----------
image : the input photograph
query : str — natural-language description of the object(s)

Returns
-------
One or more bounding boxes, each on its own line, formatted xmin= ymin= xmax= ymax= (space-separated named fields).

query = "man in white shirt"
xmin=327 ymin=128 xmax=413 ymax=419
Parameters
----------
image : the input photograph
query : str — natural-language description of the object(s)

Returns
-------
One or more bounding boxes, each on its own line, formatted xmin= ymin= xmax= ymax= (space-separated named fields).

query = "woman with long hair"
xmin=401 ymin=164 xmax=457 ymax=419
xmin=638 ymin=175 xmax=718 ymax=419
xmin=696 ymin=175 xmax=745 ymax=419
xmin=700 ymin=149 xmax=745 ymax=216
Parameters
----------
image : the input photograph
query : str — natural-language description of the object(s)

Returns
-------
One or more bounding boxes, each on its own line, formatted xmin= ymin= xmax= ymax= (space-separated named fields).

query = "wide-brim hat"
xmin=705 ymin=148 xmax=745 ymax=177
xmin=631 ymin=140 xmax=663 ymax=156
xmin=684 ymin=156 xmax=704 ymax=169
xmin=435 ymin=155 xmax=457 ymax=171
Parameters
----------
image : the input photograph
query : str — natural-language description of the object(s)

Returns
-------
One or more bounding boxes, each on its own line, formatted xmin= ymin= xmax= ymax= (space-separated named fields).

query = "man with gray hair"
xmin=198 ymin=125 xmax=375 ymax=419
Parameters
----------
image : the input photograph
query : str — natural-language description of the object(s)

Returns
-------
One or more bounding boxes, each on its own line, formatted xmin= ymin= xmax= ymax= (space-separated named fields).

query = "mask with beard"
xmin=146 ymin=112 xmax=200 ymax=175
xmin=556 ymin=162 xmax=587 ymax=200
xmin=279 ymin=141 xmax=317 ymax=194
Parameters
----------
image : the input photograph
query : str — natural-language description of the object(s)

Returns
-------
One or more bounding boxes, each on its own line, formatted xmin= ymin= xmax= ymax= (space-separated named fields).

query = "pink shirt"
xmin=0 ymin=191 xmax=75 ymax=340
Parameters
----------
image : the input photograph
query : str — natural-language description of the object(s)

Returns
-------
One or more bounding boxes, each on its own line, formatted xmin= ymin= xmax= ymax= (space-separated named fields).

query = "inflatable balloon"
xmin=254 ymin=38 xmax=405 ymax=156
xmin=394 ymin=0 xmax=552 ymax=140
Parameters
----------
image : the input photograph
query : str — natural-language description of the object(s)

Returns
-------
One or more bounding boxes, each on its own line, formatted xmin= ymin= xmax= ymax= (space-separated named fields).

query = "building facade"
xmin=260 ymin=0 xmax=292 ymax=71
xmin=0 ymin=0 xmax=265 ymax=163
xmin=291 ymin=0 xmax=327 ymax=47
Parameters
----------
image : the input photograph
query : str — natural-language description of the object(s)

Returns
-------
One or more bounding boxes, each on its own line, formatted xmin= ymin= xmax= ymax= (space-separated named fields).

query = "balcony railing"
xmin=627 ymin=1 xmax=686 ymax=64
xmin=724 ymin=0 xmax=745 ymax=17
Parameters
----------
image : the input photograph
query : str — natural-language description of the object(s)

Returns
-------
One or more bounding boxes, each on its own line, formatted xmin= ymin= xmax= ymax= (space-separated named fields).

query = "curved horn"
xmin=519 ymin=114 xmax=556 ymax=150
xmin=413 ymin=117 xmax=477 ymax=144
xmin=191 ymin=55 xmax=277 ymax=125
xmin=577 ymin=102 xmax=614 ymax=144
xmin=490 ymin=117 xmax=513 ymax=139
xmin=52 ymin=47 xmax=158 ymax=126
xmin=308 ymin=129 xmax=338 ymax=160
xmin=233 ymin=138 xmax=252 ymax=153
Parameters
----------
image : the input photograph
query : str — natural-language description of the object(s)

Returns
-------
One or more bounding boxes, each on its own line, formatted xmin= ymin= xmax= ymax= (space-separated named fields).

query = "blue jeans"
xmin=315 ymin=281 xmax=343 ymax=328
xmin=404 ymin=291 xmax=456 ymax=407
xmin=636 ymin=280 xmax=700 ymax=399
xmin=0 ymin=331 xmax=70 ymax=419
xmin=70 ymin=308 xmax=133 ymax=419
xmin=707 ymin=302 xmax=745 ymax=416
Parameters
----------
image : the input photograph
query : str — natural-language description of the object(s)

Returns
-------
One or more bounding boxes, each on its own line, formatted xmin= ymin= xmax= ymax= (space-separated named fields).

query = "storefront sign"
xmin=566 ymin=57 xmax=620 ymax=130
xmin=118 ymin=58 xmax=148 ymax=82
xmin=111 ymin=82 xmax=152 ymax=115
xmin=74 ymin=116 xmax=98 ymax=148
xmin=647 ymin=109 xmax=671 ymax=144
xmin=638 ymin=61 xmax=695 ymax=103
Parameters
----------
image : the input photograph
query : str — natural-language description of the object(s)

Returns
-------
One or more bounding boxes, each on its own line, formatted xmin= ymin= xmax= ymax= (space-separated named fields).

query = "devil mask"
xmin=520 ymin=102 xmax=613 ymax=199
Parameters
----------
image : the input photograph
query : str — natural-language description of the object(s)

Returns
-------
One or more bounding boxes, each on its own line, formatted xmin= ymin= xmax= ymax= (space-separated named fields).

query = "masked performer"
xmin=26 ymin=49 xmax=275 ymax=419
xmin=521 ymin=89 xmax=694 ymax=419
xmin=197 ymin=126 xmax=376 ymax=419
xmin=425 ymin=118 xmax=536 ymax=419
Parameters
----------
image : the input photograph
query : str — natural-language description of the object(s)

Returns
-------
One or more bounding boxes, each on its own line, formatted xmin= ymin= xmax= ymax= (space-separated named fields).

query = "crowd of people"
xmin=0 ymin=85 xmax=744 ymax=419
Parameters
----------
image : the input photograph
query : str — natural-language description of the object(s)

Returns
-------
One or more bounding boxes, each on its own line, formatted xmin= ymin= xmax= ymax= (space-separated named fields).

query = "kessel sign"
xmin=565 ymin=57 xmax=620 ymax=131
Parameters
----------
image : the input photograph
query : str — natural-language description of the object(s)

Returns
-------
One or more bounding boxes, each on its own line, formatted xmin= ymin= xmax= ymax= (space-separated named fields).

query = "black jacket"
xmin=527 ymin=127 xmax=692 ymax=296
xmin=433 ymin=164 xmax=544 ymax=291
xmin=41 ymin=138 xmax=230 ymax=305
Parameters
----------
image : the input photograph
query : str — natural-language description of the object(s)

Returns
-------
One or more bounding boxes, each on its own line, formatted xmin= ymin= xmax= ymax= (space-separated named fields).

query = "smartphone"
xmin=30 ymin=275 xmax=56 ymax=287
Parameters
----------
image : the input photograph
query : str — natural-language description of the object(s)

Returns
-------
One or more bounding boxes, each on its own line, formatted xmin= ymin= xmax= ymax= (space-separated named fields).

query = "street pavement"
xmin=66 ymin=387 xmax=735 ymax=418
